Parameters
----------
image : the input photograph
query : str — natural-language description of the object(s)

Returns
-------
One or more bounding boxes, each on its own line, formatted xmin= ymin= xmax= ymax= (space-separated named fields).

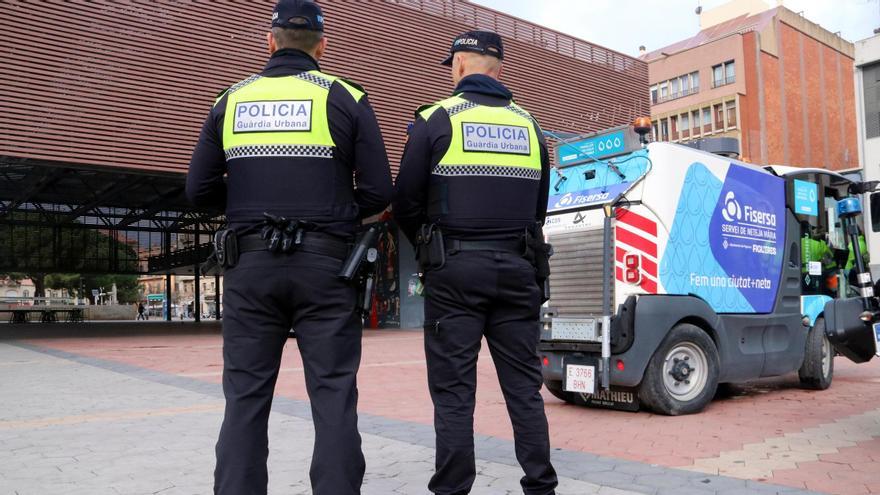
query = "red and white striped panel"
xmin=614 ymin=209 xmax=659 ymax=294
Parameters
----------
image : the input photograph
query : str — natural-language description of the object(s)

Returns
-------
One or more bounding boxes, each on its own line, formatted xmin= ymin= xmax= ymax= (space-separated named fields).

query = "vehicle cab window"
xmin=795 ymin=174 xmax=868 ymax=298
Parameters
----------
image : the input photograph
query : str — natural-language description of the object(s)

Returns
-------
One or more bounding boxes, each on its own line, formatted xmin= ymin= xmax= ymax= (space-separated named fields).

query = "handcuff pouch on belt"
xmin=415 ymin=224 xmax=445 ymax=272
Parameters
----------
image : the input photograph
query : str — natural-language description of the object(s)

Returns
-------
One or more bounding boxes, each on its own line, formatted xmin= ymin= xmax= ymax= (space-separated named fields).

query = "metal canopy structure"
xmin=0 ymin=157 xmax=223 ymax=276
xmin=0 ymin=0 xmax=648 ymax=326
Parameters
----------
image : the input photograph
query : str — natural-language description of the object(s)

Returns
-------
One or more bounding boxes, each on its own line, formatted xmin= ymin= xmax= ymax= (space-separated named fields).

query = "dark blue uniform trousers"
xmin=423 ymin=250 xmax=558 ymax=495
xmin=214 ymin=250 xmax=365 ymax=495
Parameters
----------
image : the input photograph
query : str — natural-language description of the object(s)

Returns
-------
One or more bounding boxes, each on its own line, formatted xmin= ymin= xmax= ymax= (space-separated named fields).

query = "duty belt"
xmin=238 ymin=233 xmax=350 ymax=260
xmin=444 ymin=238 xmax=523 ymax=254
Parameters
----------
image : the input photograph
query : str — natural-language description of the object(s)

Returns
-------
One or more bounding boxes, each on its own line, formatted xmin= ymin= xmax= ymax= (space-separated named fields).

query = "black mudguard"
xmin=824 ymin=298 xmax=876 ymax=363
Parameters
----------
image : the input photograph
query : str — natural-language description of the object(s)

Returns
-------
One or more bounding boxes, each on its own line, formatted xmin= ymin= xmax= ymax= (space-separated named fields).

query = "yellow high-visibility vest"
xmin=218 ymin=71 xmax=364 ymax=161
xmin=419 ymin=95 xmax=541 ymax=179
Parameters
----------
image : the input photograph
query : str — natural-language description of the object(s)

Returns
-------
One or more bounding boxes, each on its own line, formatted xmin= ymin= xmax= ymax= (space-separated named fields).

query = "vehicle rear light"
xmin=616 ymin=359 xmax=625 ymax=371
xmin=623 ymin=253 xmax=641 ymax=284
xmin=542 ymin=356 xmax=549 ymax=367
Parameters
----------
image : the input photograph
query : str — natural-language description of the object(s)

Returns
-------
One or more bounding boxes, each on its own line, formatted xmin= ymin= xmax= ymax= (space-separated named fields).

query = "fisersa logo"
xmin=462 ymin=123 xmax=530 ymax=154
xmin=552 ymin=191 xmax=610 ymax=210
xmin=234 ymin=100 xmax=312 ymax=133
xmin=720 ymin=191 xmax=777 ymax=227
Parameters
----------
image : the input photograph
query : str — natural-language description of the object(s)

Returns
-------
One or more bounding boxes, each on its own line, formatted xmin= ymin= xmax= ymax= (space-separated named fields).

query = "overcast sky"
xmin=470 ymin=0 xmax=879 ymax=57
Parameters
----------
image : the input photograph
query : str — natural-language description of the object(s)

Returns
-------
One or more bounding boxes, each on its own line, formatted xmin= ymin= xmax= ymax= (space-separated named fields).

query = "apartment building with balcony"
xmin=642 ymin=0 xmax=857 ymax=170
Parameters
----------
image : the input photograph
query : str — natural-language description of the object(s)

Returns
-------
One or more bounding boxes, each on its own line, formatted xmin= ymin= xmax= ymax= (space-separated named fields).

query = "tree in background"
xmin=0 ymin=213 xmax=140 ymax=300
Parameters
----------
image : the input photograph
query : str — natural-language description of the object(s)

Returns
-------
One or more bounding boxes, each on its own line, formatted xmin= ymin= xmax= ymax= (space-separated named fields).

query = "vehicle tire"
xmin=798 ymin=317 xmax=833 ymax=390
xmin=638 ymin=323 xmax=720 ymax=415
xmin=544 ymin=380 xmax=575 ymax=403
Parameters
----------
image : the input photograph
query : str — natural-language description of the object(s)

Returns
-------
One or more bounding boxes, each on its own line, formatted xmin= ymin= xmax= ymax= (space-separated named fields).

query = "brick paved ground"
xmin=1 ymin=322 xmax=878 ymax=494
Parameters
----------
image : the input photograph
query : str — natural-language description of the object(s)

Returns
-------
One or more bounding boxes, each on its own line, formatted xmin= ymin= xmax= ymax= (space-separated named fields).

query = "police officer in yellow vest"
xmin=185 ymin=1 xmax=392 ymax=493
xmin=394 ymin=31 xmax=558 ymax=495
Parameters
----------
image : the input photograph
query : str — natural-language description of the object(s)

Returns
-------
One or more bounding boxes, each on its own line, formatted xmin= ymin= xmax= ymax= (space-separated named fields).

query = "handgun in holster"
xmin=340 ymin=225 xmax=380 ymax=315
xmin=415 ymin=224 xmax=445 ymax=272
xmin=525 ymin=222 xmax=553 ymax=303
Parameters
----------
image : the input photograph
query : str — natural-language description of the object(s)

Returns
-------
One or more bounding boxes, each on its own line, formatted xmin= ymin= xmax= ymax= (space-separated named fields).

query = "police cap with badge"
xmin=272 ymin=0 xmax=324 ymax=31
xmin=441 ymin=30 xmax=504 ymax=66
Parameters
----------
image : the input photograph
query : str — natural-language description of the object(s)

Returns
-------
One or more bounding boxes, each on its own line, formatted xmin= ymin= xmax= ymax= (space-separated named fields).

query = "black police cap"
xmin=272 ymin=0 xmax=324 ymax=31
xmin=441 ymin=30 xmax=504 ymax=66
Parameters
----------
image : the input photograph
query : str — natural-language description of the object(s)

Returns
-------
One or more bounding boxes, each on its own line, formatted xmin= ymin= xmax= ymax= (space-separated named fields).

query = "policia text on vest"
xmin=185 ymin=1 xmax=392 ymax=493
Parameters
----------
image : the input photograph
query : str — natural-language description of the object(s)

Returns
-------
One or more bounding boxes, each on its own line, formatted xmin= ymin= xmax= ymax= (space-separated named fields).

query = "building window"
xmin=660 ymin=118 xmax=668 ymax=141
xmin=702 ymin=107 xmax=712 ymax=132
xmin=670 ymin=115 xmax=679 ymax=140
xmin=713 ymin=103 xmax=724 ymax=129
xmin=654 ymin=70 xmax=702 ymax=104
xmin=713 ymin=60 xmax=735 ymax=87
xmin=864 ymin=61 xmax=880 ymax=139
xmin=652 ymin=122 xmax=659 ymax=141
xmin=726 ymin=101 xmax=737 ymax=129
xmin=681 ymin=113 xmax=690 ymax=138
xmin=691 ymin=110 xmax=701 ymax=135
xmin=22 ymin=290 xmax=29 ymax=298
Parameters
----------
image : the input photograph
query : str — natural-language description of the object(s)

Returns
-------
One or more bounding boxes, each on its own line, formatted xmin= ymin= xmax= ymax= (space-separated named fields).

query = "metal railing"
xmin=655 ymin=86 xmax=700 ymax=104
xmin=712 ymin=75 xmax=735 ymax=88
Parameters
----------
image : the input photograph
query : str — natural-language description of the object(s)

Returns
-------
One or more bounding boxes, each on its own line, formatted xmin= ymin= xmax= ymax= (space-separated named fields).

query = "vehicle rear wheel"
xmin=639 ymin=324 xmax=720 ymax=415
xmin=798 ymin=317 xmax=833 ymax=390
xmin=544 ymin=380 xmax=575 ymax=403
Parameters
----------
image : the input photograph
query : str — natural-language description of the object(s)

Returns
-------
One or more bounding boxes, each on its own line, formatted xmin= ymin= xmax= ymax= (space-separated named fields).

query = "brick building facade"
xmin=643 ymin=1 xmax=857 ymax=170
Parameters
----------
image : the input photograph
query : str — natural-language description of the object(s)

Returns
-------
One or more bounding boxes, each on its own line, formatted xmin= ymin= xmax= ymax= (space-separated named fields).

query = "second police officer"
xmin=185 ymin=1 xmax=392 ymax=494
xmin=393 ymin=31 xmax=558 ymax=495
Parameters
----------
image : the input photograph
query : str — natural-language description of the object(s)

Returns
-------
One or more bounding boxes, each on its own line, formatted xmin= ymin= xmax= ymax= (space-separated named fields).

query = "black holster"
xmin=202 ymin=229 xmax=239 ymax=274
xmin=415 ymin=224 xmax=446 ymax=272
xmin=525 ymin=222 xmax=553 ymax=303
xmin=340 ymin=225 xmax=380 ymax=317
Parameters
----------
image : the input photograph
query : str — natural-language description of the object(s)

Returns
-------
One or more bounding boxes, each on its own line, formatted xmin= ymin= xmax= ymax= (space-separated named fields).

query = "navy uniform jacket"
xmin=186 ymin=48 xmax=392 ymax=239
xmin=392 ymin=74 xmax=550 ymax=246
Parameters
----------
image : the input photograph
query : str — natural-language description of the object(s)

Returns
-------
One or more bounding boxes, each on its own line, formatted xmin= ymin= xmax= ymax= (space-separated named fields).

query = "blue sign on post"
xmin=558 ymin=130 xmax=626 ymax=166
xmin=793 ymin=179 xmax=818 ymax=217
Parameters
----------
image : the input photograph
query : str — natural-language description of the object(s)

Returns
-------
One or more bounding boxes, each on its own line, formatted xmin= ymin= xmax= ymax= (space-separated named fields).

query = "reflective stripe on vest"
xmin=220 ymin=71 xmax=364 ymax=161
xmin=426 ymin=96 xmax=541 ymax=180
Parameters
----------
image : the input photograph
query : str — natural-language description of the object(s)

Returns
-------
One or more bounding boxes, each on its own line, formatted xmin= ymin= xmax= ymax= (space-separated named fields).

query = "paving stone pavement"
xmin=687 ymin=408 xmax=880 ymax=479
xmin=0 ymin=341 xmax=818 ymax=495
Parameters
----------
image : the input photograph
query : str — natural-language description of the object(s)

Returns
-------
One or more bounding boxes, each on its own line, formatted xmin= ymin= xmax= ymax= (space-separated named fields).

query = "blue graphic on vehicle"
xmin=547 ymin=150 xmax=650 ymax=212
xmin=558 ymin=130 xmax=626 ymax=166
xmin=660 ymin=163 xmax=753 ymax=312
xmin=708 ymin=164 xmax=786 ymax=313
xmin=801 ymin=295 xmax=832 ymax=326
xmin=793 ymin=179 xmax=818 ymax=216
xmin=660 ymin=163 xmax=785 ymax=314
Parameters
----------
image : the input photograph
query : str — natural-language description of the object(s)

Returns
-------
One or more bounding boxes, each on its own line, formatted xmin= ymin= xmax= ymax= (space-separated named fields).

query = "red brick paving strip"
xmin=24 ymin=328 xmax=880 ymax=493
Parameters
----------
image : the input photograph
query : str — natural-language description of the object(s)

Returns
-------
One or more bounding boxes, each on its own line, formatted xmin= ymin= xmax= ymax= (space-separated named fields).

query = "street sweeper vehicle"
xmin=539 ymin=121 xmax=880 ymax=415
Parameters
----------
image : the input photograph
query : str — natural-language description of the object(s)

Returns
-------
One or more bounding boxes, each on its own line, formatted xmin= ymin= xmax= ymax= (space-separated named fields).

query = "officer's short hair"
xmin=271 ymin=18 xmax=323 ymax=52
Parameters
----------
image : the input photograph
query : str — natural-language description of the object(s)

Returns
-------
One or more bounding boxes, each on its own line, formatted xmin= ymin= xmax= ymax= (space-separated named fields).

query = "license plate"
xmin=873 ymin=323 xmax=880 ymax=357
xmin=564 ymin=364 xmax=595 ymax=394
xmin=551 ymin=318 xmax=598 ymax=341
